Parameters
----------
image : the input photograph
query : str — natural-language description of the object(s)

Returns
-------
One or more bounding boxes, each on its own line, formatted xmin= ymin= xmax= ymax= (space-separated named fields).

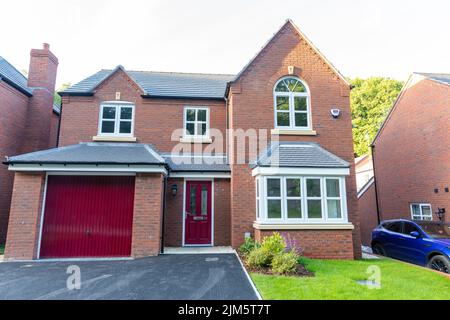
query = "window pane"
xmin=201 ymin=186 xmax=207 ymax=216
xmin=267 ymin=179 xmax=281 ymax=197
xmin=101 ymin=121 xmax=115 ymax=133
xmin=190 ymin=186 xmax=197 ymax=215
xmin=403 ymin=222 xmax=420 ymax=235
xmin=276 ymin=96 xmax=289 ymax=110
xmin=186 ymin=123 xmax=195 ymax=135
xmin=307 ymin=200 xmax=322 ymax=218
xmin=120 ymin=107 xmax=132 ymax=120
xmin=119 ymin=121 xmax=131 ymax=134
xmin=277 ymin=112 xmax=290 ymax=127
xmin=292 ymin=81 xmax=306 ymax=93
xmin=295 ymin=113 xmax=308 ymax=127
xmin=284 ymin=78 xmax=299 ymax=92
xmin=186 ymin=109 xmax=196 ymax=121
xmin=197 ymin=109 xmax=207 ymax=121
xmin=267 ymin=200 xmax=282 ymax=219
xmin=286 ymin=179 xmax=301 ymax=197
xmin=102 ymin=107 xmax=116 ymax=119
xmin=275 ymin=81 xmax=289 ymax=92
xmin=307 ymin=179 xmax=321 ymax=197
xmin=387 ymin=222 xmax=402 ymax=233
xmin=326 ymin=179 xmax=340 ymax=197
xmin=422 ymin=205 xmax=431 ymax=217
xmin=327 ymin=200 xmax=341 ymax=219
xmin=294 ymin=97 xmax=307 ymax=111
xmin=197 ymin=123 xmax=206 ymax=136
xmin=411 ymin=204 xmax=420 ymax=215
xmin=287 ymin=200 xmax=302 ymax=219
xmin=256 ymin=179 xmax=259 ymax=197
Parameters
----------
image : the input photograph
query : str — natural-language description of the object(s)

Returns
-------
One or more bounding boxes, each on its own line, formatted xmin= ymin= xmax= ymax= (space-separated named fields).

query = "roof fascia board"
xmin=0 ymin=76 xmax=33 ymax=97
xmin=252 ymin=167 xmax=350 ymax=177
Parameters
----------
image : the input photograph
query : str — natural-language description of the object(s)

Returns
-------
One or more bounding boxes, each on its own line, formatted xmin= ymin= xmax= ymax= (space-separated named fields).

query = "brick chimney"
xmin=22 ymin=43 xmax=59 ymax=153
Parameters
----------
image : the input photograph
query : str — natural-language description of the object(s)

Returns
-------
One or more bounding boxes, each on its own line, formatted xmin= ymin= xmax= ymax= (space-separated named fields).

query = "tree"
xmin=53 ymin=83 xmax=71 ymax=106
xmin=350 ymin=77 xmax=403 ymax=157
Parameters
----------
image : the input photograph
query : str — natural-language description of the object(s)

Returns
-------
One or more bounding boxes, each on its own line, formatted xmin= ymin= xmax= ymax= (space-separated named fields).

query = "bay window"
xmin=256 ymin=176 xmax=348 ymax=223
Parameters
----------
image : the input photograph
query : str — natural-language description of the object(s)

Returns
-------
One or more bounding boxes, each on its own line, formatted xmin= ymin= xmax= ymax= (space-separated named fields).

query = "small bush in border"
xmin=239 ymin=236 xmax=259 ymax=257
xmin=271 ymin=251 xmax=300 ymax=274
xmin=247 ymin=247 xmax=270 ymax=268
xmin=260 ymin=232 xmax=286 ymax=261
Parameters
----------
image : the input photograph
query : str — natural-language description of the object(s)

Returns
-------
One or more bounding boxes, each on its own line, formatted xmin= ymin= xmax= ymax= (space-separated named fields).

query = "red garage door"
xmin=39 ymin=175 xmax=135 ymax=258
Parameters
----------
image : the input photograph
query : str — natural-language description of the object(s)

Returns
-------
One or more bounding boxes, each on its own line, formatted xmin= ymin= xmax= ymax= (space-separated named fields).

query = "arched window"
xmin=274 ymin=77 xmax=311 ymax=129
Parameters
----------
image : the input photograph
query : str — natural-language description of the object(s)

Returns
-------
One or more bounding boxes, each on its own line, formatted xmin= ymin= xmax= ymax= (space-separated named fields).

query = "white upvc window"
xmin=256 ymin=177 xmax=261 ymax=219
xmin=410 ymin=203 xmax=432 ymax=221
xmin=98 ymin=102 xmax=135 ymax=137
xmin=274 ymin=77 xmax=311 ymax=130
xmin=184 ymin=107 xmax=210 ymax=137
xmin=256 ymin=176 xmax=348 ymax=224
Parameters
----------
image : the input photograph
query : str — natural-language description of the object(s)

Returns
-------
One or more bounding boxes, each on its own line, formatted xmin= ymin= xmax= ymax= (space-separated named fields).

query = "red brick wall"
xmin=358 ymin=182 xmax=378 ymax=246
xmin=59 ymin=69 xmax=226 ymax=153
xmin=131 ymin=173 xmax=164 ymax=257
xmin=4 ymin=173 xmax=46 ymax=260
xmin=228 ymin=22 xmax=361 ymax=258
xmin=0 ymin=82 xmax=29 ymax=244
xmin=255 ymin=229 xmax=354 ymax=259
xmin=164 ymin=178 xmax=231 ymax=247
xmin=373 ymin=77 xmax=450 ymax=223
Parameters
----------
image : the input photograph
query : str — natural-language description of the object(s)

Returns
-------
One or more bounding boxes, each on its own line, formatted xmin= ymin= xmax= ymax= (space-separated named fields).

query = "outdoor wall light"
xmin=435 ymin=208 xmax=446 ymax=222
xmin=171 ymin=184 xmax=178 ymax=197
xmin=330 ymin=108 xmax=341 ymax=119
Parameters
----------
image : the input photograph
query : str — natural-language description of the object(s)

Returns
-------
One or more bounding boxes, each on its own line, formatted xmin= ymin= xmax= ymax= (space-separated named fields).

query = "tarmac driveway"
xmin=0 ymin=254 xmax=259 ymax=300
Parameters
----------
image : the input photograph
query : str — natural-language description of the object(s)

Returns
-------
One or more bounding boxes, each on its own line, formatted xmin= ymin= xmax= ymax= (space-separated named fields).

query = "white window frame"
xmin=273 ymin=77 xmax=312 ymax=130
xmin=256 ymin=176 xmax=348 ymax=224
xmin=410 ymin=203 xmax=432 ymax=221
xmin=98 ymin=102 xmax=135 ymax=137
xmin=255 ymin=177 xmax=261 ymax=219
xmin=183 ymin=107 xmax=210 ymax=138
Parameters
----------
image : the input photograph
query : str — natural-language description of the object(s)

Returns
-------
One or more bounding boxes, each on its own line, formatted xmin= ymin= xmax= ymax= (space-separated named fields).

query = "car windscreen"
xmin=417 ymin=222 xmax=450 ymax=239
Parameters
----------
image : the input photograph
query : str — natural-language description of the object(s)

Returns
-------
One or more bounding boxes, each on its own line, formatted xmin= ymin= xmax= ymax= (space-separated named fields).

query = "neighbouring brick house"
xmin=4 ymin=20 xmax=361 ymax=261
xmin=359 ymin=73 xmax=450 ymax=245
xmin=0 ymin=44 xmax=60 ymax=244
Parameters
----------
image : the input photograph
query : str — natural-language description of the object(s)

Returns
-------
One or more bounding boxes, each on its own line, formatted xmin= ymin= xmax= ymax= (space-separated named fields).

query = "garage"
xmin=39 ymin=175 xmax=135 ymax=259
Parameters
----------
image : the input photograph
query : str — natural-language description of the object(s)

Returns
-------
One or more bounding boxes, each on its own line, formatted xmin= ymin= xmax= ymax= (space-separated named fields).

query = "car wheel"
xmin=372 ymin=243 xmax=386 ymax=256
xmin=427 ymin=255 xmax=450 ymax=274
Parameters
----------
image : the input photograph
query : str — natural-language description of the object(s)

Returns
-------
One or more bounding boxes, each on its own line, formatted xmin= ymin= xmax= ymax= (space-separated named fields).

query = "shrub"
xmin=271 ymin=251 xmax=299 ymax=274
xmin=260 ymin=232 xmax=286 ymax=261
xmin=239 ymin=237 xmax=259 ymax=256
xmin=247 ymin=247 xmax=270 ymax=268
xmin=282 ymin=233 xmax=303 ymax=256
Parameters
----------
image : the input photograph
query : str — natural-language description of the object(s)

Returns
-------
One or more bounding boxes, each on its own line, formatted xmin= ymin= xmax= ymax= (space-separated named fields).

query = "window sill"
xmin=271 ymin=129 xmax=317 ymax=136
xmin=253 ymin=222 xmax=354 ymax=230
xmin=92 ymin=135 xmax=137 ymax=142
xmin=179 ymin=136 xmax=213 ymax=144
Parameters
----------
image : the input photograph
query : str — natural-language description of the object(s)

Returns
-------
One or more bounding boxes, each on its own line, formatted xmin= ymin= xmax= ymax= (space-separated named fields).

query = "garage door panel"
xmin=39 ymin=176 xmax=135 ymax=258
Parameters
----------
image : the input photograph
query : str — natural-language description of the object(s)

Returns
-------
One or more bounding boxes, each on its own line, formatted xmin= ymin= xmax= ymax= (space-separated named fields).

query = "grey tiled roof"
xmin=416 ymin=73 xmax=450 ymax=86
xmin=61 ymin=66 xmax=235 ymax=99
xmin=163 ymin=154 xmax=230 ymax=172
xmin=253 ymin=142 xmax=349 ymax=168
xmin=0 ymin=57 xmax=33 ymax=96
xmin=6 ymin=143 xmax=165 ymax=165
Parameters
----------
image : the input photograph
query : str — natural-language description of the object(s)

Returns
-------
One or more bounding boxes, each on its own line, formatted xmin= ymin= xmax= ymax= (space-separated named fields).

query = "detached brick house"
xmin=359 ymin=73 xmax=450 ymax=245
xmin=4 ymin=20 xmax=361 ymax=261
xmin=0 ymin=44 xmax=59 ymax=244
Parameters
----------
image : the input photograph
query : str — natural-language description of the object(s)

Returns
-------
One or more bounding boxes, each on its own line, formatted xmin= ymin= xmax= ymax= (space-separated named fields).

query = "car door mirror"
xmin=410 ymin=231 xmax=421 ymax=238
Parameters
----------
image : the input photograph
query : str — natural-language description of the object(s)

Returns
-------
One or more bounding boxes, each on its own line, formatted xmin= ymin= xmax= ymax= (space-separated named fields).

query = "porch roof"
xmin=162 ymin=154 xmax=230 ymax=172
xmin=252 ymin=142 xmax=350 ymax=169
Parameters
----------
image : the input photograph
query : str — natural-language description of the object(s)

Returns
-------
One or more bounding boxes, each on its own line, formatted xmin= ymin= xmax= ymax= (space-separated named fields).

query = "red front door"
xmin=39 ymin=175 xmax=135 ymax=258
xmin=185 ymin=181 xmax=212 ymax=245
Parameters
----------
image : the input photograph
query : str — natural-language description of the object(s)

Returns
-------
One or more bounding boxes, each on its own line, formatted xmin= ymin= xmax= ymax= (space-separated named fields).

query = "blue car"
xmin=372 ymin=219 xmax=450 ymax=274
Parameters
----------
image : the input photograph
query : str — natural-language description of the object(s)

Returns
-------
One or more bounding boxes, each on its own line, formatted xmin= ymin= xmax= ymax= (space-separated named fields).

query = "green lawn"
xmin=251 ymin=258 xmax=450 ymax=300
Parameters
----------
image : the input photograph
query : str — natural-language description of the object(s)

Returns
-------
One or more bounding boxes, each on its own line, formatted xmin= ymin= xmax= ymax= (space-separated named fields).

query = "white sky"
xmin=1 ymin=0 xmax=449 ymax=88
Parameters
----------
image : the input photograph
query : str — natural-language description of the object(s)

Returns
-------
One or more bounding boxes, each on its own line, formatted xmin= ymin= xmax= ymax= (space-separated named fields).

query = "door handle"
xmin=397 ymin=237 xmax=406 ymax=240
xmin=86 ymin=230 xmax=92 ymax=236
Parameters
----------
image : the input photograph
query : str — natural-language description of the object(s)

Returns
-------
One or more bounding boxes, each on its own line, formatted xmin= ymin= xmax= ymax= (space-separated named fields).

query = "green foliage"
xmin=350 ymin=77 xmax=403 ymax=156
xmin=247 ymin=247 xmax=270 ymax=268
xmin=240 ymin=237 xmax=259 ymax=257
xmin=260 ymin=232 xmax=286 ymax=261
xmin=53 ymin=83 xmax=72 ymax=107
xmin=271 ymin=251 xmax=299 ymax=274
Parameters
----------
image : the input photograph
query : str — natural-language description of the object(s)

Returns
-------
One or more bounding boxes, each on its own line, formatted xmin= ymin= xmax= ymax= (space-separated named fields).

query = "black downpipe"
xmin=371 ymin=145 xmax=381 ymax=225
xmin=160 ymin=175 xmax=167 ymax=254
xmin=55 ymin=101 xmax=63 ymax=147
